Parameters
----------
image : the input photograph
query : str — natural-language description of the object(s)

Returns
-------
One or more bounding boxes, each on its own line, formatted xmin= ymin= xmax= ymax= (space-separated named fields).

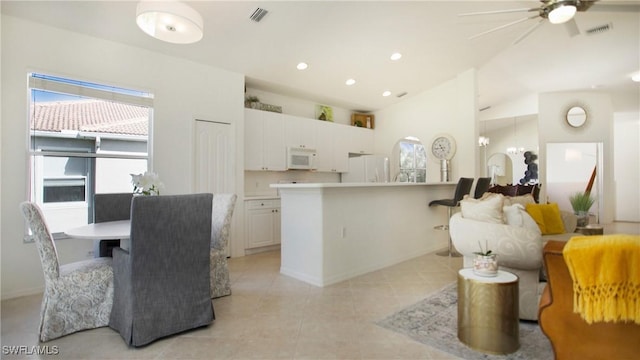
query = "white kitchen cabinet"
xmin=245 ymin=109 xmax=286 ymax=171
xmin=282 ymin=114 xmax=317 ymax=149
xmin=315 ymin=121 xmax=349 ymax=173
xmin=345 ymin=125 xmax=374 ymax=155
xmin=245 ymin=199 xmax=281 ymax=249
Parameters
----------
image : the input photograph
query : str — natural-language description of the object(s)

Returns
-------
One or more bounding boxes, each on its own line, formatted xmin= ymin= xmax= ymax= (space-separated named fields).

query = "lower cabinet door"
xmin=246 ymin=208 xmax=276 ymax=248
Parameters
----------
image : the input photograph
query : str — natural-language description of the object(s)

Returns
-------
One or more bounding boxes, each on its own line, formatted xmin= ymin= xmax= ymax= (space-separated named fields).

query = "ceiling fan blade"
xmin=459 ymin=7 xmax=538 ymax=17
xmin=564 ymin=18 xmax=580 ymax=37
xmin=469 ymin=14 xmax=540 ymax=40
xmin=513 ymin=19 xmax=545 ymax=45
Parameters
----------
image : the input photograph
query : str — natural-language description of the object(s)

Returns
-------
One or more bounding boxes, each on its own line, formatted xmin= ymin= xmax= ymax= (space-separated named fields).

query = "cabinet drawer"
xmin=246 ymin=199 xmax=281 ymax=209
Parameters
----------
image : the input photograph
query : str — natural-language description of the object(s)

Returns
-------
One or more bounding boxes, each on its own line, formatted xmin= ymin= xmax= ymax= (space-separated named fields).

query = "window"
xmin=397 ymin=137 xmax=427 ymax=183
xmin=28 ymin=73 xmax=153 ymax=236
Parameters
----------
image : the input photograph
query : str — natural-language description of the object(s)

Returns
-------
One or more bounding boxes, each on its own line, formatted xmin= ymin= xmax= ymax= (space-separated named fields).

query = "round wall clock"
xmin=431 ymin=134 xmax=456 ymax=160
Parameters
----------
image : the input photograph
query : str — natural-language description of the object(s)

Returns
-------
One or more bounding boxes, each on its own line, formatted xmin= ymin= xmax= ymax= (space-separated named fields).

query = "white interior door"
xmin=194 ymin=120 xmax=234 ymax=193
xmin=194 ymin=119 xmax=235 ymax=255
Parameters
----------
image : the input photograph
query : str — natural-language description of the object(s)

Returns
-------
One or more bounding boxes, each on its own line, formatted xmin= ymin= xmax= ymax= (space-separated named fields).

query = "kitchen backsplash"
xmin=245 ymin=171 xmax=340 ymax=197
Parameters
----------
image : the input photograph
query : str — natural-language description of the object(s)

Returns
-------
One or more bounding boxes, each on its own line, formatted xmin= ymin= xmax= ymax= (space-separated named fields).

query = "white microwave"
xmin=287 ymin=147 xmax=317 ymax=170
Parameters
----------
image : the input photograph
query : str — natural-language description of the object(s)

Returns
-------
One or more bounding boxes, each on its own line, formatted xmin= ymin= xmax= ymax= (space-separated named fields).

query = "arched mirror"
xmin=566 ymin=106 xmax=587 ymax=128
xmin=487 ymin=153 xmax=512 ymax=185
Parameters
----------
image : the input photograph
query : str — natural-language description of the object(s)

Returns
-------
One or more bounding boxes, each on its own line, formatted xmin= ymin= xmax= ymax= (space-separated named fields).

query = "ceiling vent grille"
xmin=396 ymin=92 xmax=408 ymax=98
xmin=250 ymin=8 xmax=269 ymax=22
xmin=586 ymin=23 xmax=612 ymax=35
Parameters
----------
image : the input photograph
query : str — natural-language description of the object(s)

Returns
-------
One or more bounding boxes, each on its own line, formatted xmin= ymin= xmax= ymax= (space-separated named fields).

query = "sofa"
xmin=449 ymin=193 xmax=580 ymax=320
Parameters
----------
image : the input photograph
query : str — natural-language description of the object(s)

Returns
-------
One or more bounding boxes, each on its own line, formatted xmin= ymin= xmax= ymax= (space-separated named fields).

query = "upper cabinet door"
xmin=315 ymin=121 xmax=349 ymax=173
xmin=345 ymin=126 xmax=374 ymax=155
xmin=282 ymin=114 xmax=317 ymax=149
xmin=244 ymin=109 xmax=286 ymax=171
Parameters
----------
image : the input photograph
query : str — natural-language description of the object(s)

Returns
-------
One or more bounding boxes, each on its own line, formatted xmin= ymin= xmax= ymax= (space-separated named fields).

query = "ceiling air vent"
xmin=396 ymin=92 xmax=408 ymax=98
xmin=250 ymin=8 xmax=269 ymax=22
xmin=586 ymin=23 xmax=612 ymax=36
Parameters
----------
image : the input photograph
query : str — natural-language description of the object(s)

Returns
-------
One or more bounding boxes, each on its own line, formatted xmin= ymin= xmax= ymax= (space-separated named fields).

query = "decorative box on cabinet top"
xmin=351 ymin=113 xmax=375 ymax=129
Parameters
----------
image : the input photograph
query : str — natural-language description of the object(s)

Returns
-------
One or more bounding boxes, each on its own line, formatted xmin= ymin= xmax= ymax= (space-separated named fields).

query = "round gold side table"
xmin=457 ymin=268 xmax=519 ymax=355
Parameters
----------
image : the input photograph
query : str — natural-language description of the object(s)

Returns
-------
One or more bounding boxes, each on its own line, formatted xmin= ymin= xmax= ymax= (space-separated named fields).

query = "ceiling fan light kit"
xmin=548 ymin=3 xmax=577 ymax=24
xmin=136 ymin=1 xmax=204 ymax=44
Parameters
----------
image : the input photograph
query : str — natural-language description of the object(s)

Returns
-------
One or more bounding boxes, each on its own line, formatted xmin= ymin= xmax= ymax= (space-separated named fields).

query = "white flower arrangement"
xmin=130 ymin=171 xmax=164 ymax=196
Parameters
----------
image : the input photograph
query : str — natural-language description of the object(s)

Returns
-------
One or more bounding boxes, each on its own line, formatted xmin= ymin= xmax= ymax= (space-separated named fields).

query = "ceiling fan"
xmin=459 ymin=0 xmax=639 ymax=44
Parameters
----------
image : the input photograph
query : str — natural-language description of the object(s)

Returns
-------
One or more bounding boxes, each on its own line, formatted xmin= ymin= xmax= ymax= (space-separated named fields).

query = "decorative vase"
xmin=576 ymin=211 xmax=589 ymax=227
xmin=473 ymin=254 xmax=498 ymax=277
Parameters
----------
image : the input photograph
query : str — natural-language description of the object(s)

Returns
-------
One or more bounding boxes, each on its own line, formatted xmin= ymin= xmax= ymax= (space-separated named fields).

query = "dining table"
xmin=64 ymin=219 xmax=131 ymax=240
xmin=65 ymin=220 xmax=131 ymax=251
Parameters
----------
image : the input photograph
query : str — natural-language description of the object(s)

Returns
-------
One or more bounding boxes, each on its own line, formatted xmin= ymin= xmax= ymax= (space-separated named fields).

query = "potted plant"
xmin=244 ymin=95 xmax=260 ymax=109
xmin=569 ymin=191 xmax=595 ymax=227
xmin=473 ymin=240 xmax=498 ymax=277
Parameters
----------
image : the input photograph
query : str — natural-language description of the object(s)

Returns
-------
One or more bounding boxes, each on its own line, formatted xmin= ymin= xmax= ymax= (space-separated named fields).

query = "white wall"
xmin=538 ymin=91 xmax=615 ymax=223
xmin=1 ymin=15 xmax=244 ymax=299
xmin=373 ymin=69 xmax=477 ymax=183
xmin=613 ymin=112 xmax=640 ymax=222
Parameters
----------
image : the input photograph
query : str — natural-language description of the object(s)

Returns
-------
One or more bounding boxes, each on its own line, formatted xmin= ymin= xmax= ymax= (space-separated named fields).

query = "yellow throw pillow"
xmin=525 ymin=203 xmax=565 ymax=235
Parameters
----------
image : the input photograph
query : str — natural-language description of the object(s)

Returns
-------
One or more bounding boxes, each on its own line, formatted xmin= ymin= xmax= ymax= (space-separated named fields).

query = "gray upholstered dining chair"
xmin=19 ymin=202 xmax=114 ymax=342
xmin=109 ymin=193 xmax=215 ymax=347
xmin=94 ymin=193 xmax=133 ymax=257
xmin=210 ymin=193 xmax=237 ymax=298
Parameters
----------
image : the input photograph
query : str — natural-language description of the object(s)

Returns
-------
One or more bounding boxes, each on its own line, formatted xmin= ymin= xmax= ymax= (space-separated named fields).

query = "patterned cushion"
xmin=504 ymin=204 xmax=541 ymax=235
xmin=503 ymin=194 xmax=536 ymax=207
xmin=460 ymin=193 xmax=504 ymax=224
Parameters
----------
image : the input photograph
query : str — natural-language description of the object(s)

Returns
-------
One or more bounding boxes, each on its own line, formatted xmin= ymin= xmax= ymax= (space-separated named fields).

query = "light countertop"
xmin=270 ymin=182 xmax=456 ymax=189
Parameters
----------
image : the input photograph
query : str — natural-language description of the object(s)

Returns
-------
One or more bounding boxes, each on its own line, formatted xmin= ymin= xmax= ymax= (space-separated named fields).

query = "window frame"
xmin=26 ymin=73 xmax=154 ymax=240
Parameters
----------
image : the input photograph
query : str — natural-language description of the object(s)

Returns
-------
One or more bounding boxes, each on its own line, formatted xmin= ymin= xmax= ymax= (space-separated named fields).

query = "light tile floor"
xmin=1 ymin=249 xmax=463 ymax=360
xmin=2 ymin=221 xmax=637 ymax=359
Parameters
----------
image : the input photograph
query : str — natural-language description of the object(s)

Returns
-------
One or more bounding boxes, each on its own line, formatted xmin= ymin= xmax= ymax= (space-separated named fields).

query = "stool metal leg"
xmin=436 ymin=206 xmax=462 ymax=257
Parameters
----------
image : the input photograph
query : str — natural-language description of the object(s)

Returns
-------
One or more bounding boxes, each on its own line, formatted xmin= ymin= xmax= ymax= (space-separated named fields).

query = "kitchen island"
xmin=271 ymin=182 xmax=457 ymax=287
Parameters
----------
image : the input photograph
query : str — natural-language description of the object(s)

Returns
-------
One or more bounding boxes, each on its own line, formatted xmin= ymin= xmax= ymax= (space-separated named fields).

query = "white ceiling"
xmin=2 ymin=1 xmax=639 ymax=114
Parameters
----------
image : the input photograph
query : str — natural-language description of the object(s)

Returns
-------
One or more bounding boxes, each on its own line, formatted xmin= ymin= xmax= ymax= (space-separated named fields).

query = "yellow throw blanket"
xmin=563 ymin=234 xmax=640 ymax=325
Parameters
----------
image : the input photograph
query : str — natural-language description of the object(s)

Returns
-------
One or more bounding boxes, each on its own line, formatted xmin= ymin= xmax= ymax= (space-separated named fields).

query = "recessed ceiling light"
xmin=345 ymin=78 xmax=356 ymax=86
xmin=632 ymin=72 xmax=640 ymax=82
xmin=390 ymin=52 xmax=402 ymax=61
xmin=296 ymin=62 xmax=308 ymax=70
xmin=382 ymin=90 xmax=391 ymax=97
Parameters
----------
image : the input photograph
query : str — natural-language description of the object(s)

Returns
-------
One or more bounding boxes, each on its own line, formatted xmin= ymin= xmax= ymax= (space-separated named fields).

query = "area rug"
xmin=376 ymin=283 xmax=553 ymax=360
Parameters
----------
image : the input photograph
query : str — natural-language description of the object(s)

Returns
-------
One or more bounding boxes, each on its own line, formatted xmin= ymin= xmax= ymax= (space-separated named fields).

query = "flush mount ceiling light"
xmin=382 ymin=91 xmax=391 ymax=97
xmin=390 ymin=52 xmax=402 ymax=61
xmin=296 ymin=62 xmax=308 ymax=70
xmin=136 ymin=1 xmax=204 ymax=44
xmin=345 ymin=79 xmax=356 ymax=86
xmin=548 ymin=1 xmax=577 ymax=24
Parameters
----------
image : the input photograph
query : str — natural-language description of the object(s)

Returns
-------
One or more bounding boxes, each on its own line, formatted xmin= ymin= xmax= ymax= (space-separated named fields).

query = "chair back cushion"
xmin=211 ymin=194 xmax=237 ymax=251
xmin=19 ymin=202 xmax=60 ymax=281
xmin=94 ymin=193 xmax=133 ymax=223
xmin=453 ymin=177 xmax=474 ymax=203
xmin=113 ymin=193 xmax=214 ymax=346
xmin=473 ymin=177 xmax=492 ymax=199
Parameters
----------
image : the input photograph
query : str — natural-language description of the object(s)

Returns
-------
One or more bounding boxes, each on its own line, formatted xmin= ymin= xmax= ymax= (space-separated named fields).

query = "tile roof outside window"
xmin=31 ymin=99 xmax=148 ymax=136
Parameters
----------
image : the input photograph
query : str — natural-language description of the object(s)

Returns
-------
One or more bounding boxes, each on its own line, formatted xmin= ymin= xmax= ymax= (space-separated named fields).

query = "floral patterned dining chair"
xmin=19 ymin=202 xmax=114 ymax=342
xmin=210 ymin=193 xmax=237 ymax=298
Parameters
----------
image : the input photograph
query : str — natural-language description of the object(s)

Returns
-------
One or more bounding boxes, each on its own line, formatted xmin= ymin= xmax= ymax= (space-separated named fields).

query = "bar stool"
xmin=473 ymin=177 xmax=492 ymax=199
xmin=429 ymin=177 xmax=473 ymax=257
